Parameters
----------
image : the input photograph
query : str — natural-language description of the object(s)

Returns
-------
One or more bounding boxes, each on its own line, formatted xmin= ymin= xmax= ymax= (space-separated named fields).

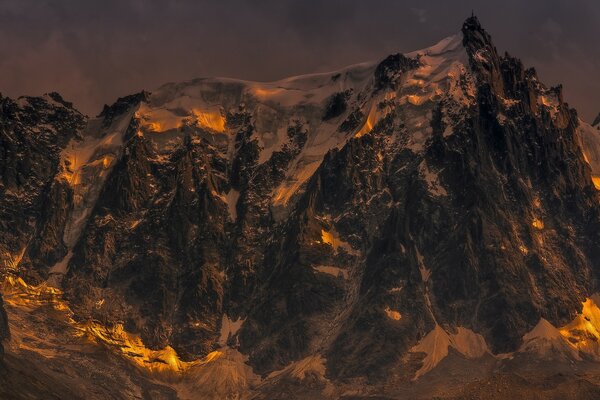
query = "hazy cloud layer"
xmin=0 ymin=0 xmax=598 ymax=120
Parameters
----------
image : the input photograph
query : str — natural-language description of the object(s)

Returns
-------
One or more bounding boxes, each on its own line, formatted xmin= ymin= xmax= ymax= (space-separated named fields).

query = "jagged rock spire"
xmin=461 ymin=15 xmax=504 ymax=94
xmin=593 ymin=112 xmax=600 ymax=127
xmin=461 ymin=15 xmax=496 ymax=60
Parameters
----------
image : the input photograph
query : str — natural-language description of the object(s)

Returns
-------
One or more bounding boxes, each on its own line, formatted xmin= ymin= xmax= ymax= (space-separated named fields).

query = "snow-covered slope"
xmin=128 ymin=33 xmax=470 ymax=210
xmin=518 ymin=318 xmax=580 ymax=360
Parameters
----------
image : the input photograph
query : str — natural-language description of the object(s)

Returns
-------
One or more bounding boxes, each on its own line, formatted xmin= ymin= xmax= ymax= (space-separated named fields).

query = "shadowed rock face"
xmin=0 ymin=295 xmax=8 ymax=359
xmin=0 ymin=94 xmax=86 ymax=282
xmin=593 ymin=112 xmax=600 ymax=128
xmin=1 ymin=16 xmax=600 ymax=398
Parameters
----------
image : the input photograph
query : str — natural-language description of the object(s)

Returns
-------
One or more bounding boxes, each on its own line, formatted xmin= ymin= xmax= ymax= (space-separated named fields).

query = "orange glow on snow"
xmin=145 ymin=121 xmax=169 ymax=132
xmin=355 ymin=105 xmax=381 ymax=138
xmin=252 ymin=87 xmax=284 ymax=98
xmin=60 ymin=153 xmax=83 ymax=185
xmin=592 ymin=175 xmax=600 ymax=190
xmin=385 ymin=307 xmax=402 ymax=320
xmin=407 ymin=94 xmax=428 ymax=106
xmin=320 ymin=229 xmax=337 ymax=247
xmin=192 ymin=109 xmax=226 ymax=132
xmin=318 ymin=227 xmax=358 ymax=255
xmin=271 ymin=161 xmax=321 ymax=206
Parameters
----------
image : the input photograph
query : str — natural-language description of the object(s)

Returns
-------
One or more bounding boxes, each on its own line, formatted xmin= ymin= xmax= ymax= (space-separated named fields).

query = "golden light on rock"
xmin=583 ymin=151 xmax=590 ymax=164
xmin=145 ymin=121 xmax=166 ymax=132
xmin=318 ymin=227 xmax=359 ymax=255
xmin=1 ymin=275 xmax=220 ymax=375
xmin=532 ymin=218 xmax=544 ymax=230
xmin=592 ymin=175 xmax=600 ymax=190
xmin=559 ymin=296 xmax=600 ymax=356
xmin=355 ymin=113 xmax=375 ymax=138
xmin=102 ymin=156 xmax=111 ymax=169
xmin=320 ymin=229 xmax=337 ymax=248
xmin=518 ymin=245 xmax=529 ymax=255
xmin=80 ymin=321 xmax=223 ymax=374
xmin=407 ymin=94 xmax=428 ymax=106
xmin=385 ymin=307 xmax=402 ymax=320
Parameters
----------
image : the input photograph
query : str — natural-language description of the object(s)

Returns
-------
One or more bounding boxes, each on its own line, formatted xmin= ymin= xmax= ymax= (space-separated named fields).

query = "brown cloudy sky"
xmin=0 ymin=0 xmax=598 ymax=121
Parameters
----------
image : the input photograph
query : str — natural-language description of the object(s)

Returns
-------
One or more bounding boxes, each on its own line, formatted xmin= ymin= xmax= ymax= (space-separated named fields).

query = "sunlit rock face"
xmin=2 ymin=16 xmax=600 ymax=399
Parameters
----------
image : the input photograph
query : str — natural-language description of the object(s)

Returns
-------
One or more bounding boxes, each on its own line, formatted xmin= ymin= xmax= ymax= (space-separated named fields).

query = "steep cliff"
xmin=2 ymin=16 xmax=600 ymax=399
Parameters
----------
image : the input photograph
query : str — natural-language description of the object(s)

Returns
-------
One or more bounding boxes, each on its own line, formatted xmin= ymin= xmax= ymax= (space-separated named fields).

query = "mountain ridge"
xmin=2 ymin=15 xmax=600 ymax=399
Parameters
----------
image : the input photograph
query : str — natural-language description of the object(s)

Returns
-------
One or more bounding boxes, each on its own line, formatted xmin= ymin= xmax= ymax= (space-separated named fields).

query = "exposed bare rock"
xmin=1 ymin=16 xmax=600 ymax=399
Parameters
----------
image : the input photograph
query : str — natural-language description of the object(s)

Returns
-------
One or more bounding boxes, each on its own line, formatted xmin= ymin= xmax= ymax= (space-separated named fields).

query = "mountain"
xmin=2 ymin=16 xmax=600 ymax=399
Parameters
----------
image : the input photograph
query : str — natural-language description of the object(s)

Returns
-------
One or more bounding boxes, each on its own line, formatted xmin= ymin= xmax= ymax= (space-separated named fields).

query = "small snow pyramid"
xmin=519 ymin=318 xmax=580 ymax=361
xmin=410 ymin=325 xmax=488 ymax=379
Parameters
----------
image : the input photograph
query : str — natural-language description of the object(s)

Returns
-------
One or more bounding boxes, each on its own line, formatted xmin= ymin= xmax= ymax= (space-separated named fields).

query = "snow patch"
xmin=401 ymin=34 xmax=470 ymax=151
xmin=225 ymin=189 xmax=240 ymax=221
xmin=320 ymin=228 xmax=358 ymax=255
xmin=267 ymin=354 xmax=327 ymax=381
xmin=419 ymin=161 xmax=447 ymax=197
xmin=524 ymin=318 xmax=563 ymax=342
xmin=182 ymin=348 xmax=260 ymax=400
xmin=136 ymin=101 xmax=225 ymax=134
xmin=354 ymin=98 xmax=391 ymax=138
xmin=272 ymin=159 xmax=322 ymax=206
xmin=519 ymin=318 xmax=580 ymax=360
xmin=410 ymin=325 xmax=488 ymax=379
xmin=47 ymin=251 xmax=74 ymax=288
xmin=416 ymin=248 xmax=431 ymax=283
xmin=384 ymin=307 xmax=401 ymax=321
xmin=219 ymin=315 xmax=244 ymax=346
xmin=313 ymin=265 xmax=349 ymax=280
xmin=592 ymin=176 xmax=600 ymax=190
xmin=59 ymin=108 xmax=136 ymax=254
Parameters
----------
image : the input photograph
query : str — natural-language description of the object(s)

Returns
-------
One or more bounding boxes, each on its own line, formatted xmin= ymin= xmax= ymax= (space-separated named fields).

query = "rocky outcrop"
xmin=0 ymin=295 xmax=8 ymax=360
xmin=593 ymin=112 xmax=600 ymax=128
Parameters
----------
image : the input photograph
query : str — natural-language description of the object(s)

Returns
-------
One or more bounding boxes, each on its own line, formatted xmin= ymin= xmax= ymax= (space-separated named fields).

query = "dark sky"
xmin=0 ymin=0 xmax=598 ymax=121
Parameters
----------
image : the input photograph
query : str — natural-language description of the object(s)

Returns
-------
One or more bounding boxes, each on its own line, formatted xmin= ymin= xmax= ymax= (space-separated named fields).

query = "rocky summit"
xmin=2 ymin=16 xmax=600 ymax=400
